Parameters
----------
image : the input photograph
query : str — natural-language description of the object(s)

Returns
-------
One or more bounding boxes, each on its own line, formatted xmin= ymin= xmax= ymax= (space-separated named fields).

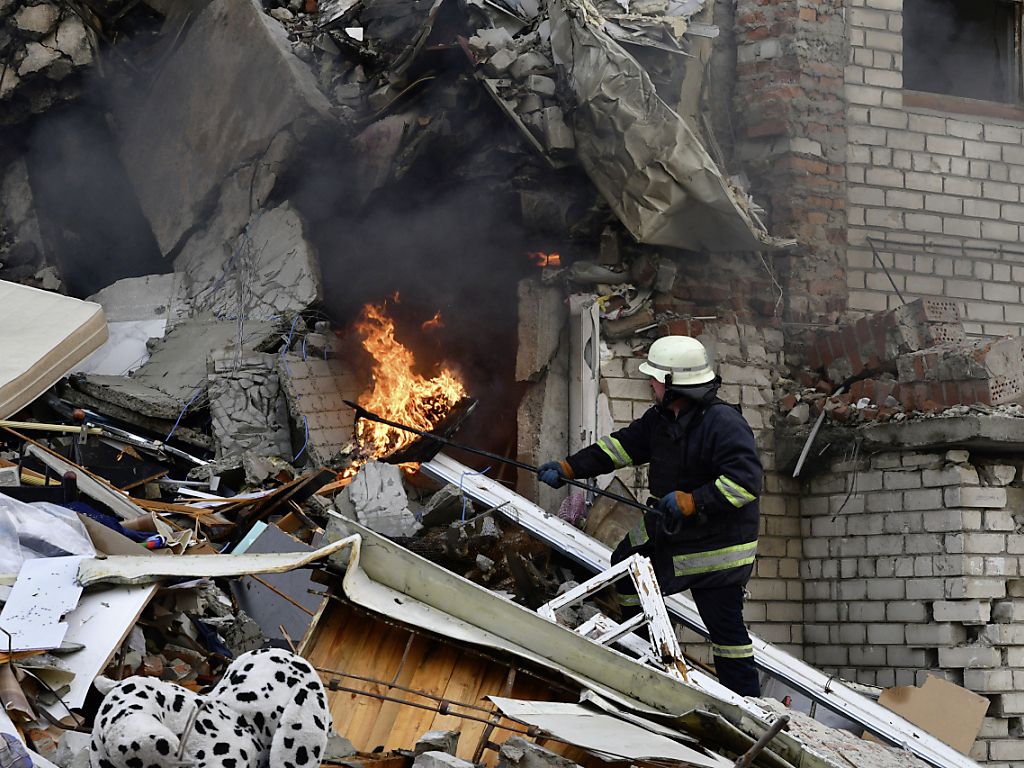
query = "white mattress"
xmin=0 ymin=280 xmax=108 ymax=419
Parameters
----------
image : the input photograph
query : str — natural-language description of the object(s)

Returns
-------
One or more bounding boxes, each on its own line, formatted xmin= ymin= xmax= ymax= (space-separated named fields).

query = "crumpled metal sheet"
xmin=549 ymin=0 xmax=782 ymax=252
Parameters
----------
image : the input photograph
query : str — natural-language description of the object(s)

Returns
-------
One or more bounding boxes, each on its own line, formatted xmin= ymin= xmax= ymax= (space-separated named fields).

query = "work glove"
xmin=658 ymin=490 xmax=697 ymax=519
xmin=537 ymin=460 xmax=573 ymax=489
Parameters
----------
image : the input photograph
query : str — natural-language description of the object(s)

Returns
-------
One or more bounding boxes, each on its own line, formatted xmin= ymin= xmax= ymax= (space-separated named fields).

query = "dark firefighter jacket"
xmin=564 ymin=397 xmax=762 ymax=593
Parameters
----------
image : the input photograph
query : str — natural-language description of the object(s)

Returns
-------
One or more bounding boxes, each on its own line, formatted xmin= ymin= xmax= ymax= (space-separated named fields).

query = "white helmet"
xmin=638 ymin=336 xmax=715 ymax=386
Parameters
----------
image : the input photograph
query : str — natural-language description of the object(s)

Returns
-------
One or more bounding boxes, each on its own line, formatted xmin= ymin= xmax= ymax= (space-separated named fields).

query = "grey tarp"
xmin=548 ymin=0 xmax=781 ymax=252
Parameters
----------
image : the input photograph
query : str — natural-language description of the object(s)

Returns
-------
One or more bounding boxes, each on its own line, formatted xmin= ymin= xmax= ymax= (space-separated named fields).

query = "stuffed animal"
xmin=90 ymin=647 xmax=331 ymax=768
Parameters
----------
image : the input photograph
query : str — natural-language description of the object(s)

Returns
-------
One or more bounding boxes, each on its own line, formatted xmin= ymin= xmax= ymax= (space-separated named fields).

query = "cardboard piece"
xmin=875 ymin=675 xmax=989 ymax=755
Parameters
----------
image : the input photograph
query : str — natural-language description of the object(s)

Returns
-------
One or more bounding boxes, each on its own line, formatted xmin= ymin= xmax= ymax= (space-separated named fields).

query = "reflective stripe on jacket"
xmin=568 ymin=397 xmax=761 ymax=591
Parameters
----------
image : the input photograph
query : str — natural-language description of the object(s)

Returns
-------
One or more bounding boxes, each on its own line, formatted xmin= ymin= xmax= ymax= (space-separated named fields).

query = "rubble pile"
xmin=0 ymin=0 xmax=992 ymax=765
xmin=779 ymin=297 xmax=1024 ymax=428
xmin=0 ymin=0 xmax=97 ymax=123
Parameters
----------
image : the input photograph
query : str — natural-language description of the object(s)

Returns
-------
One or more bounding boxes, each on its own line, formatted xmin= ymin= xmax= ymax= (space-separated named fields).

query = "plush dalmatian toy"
xmin=90 ymin=648 xmax=331 ymax=768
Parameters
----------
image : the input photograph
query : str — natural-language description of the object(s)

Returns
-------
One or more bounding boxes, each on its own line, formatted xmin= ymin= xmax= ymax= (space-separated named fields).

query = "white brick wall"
xmin=845 ymin=0 xmax=1024 ymax=337
xmin=800 ymin=448 xmax=1024 ymax=764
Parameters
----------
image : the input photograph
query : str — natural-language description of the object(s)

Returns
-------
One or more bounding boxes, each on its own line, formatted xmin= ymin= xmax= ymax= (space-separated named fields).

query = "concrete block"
xmin=499 ymin=737 xmax=581 ymax=768
xmin=886 ymin=601 xmax=928 ymax=622
xmin=994 ymin=693 xmax=1024 ymax=715
xmin=885 ymin=646 xmax=930 ymax=667
xmin=921 ymin=509 xmax=964 ymax=532
xmin=516 ymin=280 xmax=567 ymax=381
xmin=945 ymin=486 xmax=1007 ymax=508
xmin=866 ymin=623 xmax=904 ymax=644
xmin=933 ymin=599 xmax=991 ymax=624
xmin=963 ymin=533 xmax=1008 ymax=554
xmin=938 ymin=645 xmax=1001 ymax=669
xmin=980 ymin=624 xmax=1024 ymax=645
xmin=904 ymin=623 xmax=967 ymax=646
xmin=906 ymin=578 xmax=945 ymax=599
xmin=991 ymin=599 xmax=1024 ymax=622
xmin=990 ymin=740 xmax=1024 ymax=761
xmin=415 ymin=731 xmax=461 ymax=756
xmin=946 ymin=577 xmax=1007 ymax=599
xmin=867 ymin=578 xmax=905 ymax=600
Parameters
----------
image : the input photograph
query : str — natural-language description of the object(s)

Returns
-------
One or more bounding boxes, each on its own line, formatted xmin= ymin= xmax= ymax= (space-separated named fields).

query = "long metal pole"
xmin=344 ymin=401 xmax=657 ymax=514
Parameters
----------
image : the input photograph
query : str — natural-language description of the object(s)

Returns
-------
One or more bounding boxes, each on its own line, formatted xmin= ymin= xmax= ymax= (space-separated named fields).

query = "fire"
xmin=527 ymin=251 xmax=561 ymax=267
xmin=421 ymin=311 xmax=444 ymax=332
xmin=354 ymin=300 xmax=467 ymax=461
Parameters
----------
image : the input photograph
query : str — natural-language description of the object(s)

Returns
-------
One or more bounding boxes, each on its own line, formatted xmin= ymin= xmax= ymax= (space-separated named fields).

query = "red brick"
xmin=941 ymin=381 xmax=960 ymax=406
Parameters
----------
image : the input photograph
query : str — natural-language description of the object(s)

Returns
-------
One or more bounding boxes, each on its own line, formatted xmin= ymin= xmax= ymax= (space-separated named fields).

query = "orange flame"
xmin=527 ymin=251 xmax=561 ymax=267
xmin=354 ymin=301 xmax=467 ymax=461
xmin=421 ymin=311 xmax=444 ymax=332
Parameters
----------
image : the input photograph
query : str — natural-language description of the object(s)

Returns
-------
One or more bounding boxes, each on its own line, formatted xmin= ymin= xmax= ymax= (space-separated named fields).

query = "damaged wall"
xmin=801 ymin=447 xmax=1024 ymax=765
xmin=844 ymin=0 xmax=1024 ymax=338
xmin=732 ymin=0 xmax=850 ymax=335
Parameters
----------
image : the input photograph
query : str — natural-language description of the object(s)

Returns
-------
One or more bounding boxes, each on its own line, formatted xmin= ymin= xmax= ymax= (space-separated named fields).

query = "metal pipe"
xmin=734 ymin=715 xmax=789 ymax=768
xmin=345 ymin=401 xmax=657 ymax=514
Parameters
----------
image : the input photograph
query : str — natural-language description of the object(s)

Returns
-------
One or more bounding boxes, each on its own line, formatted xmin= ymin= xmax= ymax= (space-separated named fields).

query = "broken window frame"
xmin=902 ymin=0 xmax=1024 ymax=106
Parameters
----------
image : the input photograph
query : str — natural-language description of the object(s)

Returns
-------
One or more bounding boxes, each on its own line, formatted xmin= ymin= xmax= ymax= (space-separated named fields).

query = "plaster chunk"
xmin=54 ymin=14 xmax=94 ymax=66
xmin=12 ymin=3 xmax=60 ymax=36
xmin=337 ymin=462 xmax=422 ymax=538
xmin=0 ymin=67 xmax=20 ymax=100
xmin=18 ymin=41 xmax=61 ymax=76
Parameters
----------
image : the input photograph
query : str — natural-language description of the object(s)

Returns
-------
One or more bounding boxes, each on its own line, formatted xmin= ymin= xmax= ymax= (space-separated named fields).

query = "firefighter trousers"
xmin=615 ymin=581 xmax=760 ymax=697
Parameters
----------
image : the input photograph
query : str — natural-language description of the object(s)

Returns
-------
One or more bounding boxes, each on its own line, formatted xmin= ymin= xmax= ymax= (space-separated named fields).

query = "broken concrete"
xmin=414 ymin=730 xmax=460 ymax=756
xmin=69 ymin=316 xmax=278 ymax=443
xmin=0 ymin=2 xmax=95 ymax=122
xmin=517 ymin=326 xmax=570 ymax=513
xmin=498 ymin=736 xmax=581 ymax=768
xmin=188 ymin=202 xmax=324 ymax=321
xmin=208 ymin=351 xmax=292 ymax=461
xmin=335 ymin=461 xmax=422 ymax=538
xmin=516 ymin=278 xmax=568 ymax=382
xmin=420 ymin=483 xmax=469 ymax=527
xmin=86 ymin=274 xmax=191 ymax=326
xmin=116 ymin=0 xmax=334 ymax=256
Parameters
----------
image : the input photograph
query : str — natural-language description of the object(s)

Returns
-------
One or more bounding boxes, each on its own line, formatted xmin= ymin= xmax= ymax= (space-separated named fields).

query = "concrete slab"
xmin=73 ymin=316 xmax=278 ymax=420
xmin=189 ymin=202 xmax=323 ymax=321
xmin=117 ymin=0 xmax=333 ymax=255
xmin=86 ymin=273 xmax=190 ymax=325
xmin=854 ymin=415 xmax=1024 ymax=454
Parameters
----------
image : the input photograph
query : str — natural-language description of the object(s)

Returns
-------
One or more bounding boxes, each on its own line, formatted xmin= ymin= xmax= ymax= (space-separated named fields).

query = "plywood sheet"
xmin=303 ymin=600 xmax=569 ymax=764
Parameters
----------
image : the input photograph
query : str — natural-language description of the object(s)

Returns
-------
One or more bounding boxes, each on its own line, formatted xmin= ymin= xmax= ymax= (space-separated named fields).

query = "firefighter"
xmin=537 ymin=335 xmax=762 ymax=696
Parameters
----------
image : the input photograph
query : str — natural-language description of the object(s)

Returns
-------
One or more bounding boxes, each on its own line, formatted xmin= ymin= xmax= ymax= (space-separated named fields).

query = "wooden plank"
xmin=365 ymin=631 xmax=431 ymax=750
xmin=345 ymin=617 xmax=410 ymax=751
xmin=382 ymin=638 xmax=462 ymax=752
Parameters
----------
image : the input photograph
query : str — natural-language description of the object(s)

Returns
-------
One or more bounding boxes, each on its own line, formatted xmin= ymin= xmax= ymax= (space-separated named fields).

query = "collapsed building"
xmin=2 ymin=0 xmax=1024 ymax=766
